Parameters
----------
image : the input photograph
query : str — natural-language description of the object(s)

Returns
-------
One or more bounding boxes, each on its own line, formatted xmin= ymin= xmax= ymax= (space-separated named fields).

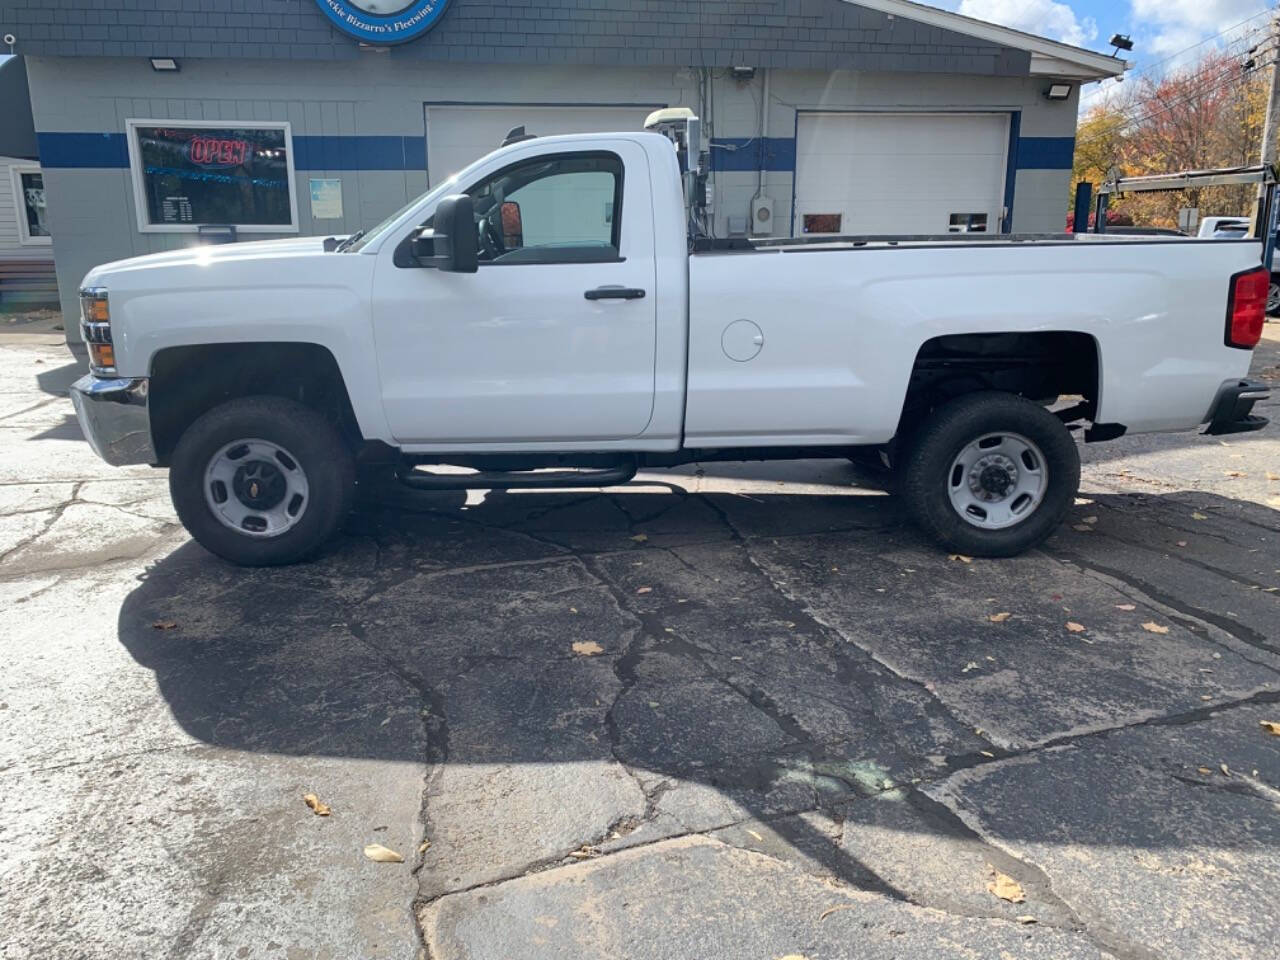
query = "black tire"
xmin=1268 ymin=275 xmax=1280 ymax=318
xmin=169 ymin=396 xmax=355 ymax=566
xmin=901 ymin=391 xmax=1079 ymax=558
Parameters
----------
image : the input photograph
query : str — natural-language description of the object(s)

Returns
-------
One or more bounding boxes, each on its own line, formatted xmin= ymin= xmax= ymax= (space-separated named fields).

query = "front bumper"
xmin=69 ymin=374 xmax=157 ymax=466
xmin=1203 ymin=378 xmax=1271 ymax=436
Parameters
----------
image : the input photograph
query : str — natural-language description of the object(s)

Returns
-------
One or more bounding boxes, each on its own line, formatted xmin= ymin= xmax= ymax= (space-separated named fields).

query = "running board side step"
xmin=396 ymin=458 xmax=638 ymax=491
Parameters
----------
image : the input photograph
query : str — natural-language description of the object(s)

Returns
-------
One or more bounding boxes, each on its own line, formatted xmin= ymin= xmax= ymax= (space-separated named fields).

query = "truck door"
xmin=371 ymin=139 xmax=657 ymax=445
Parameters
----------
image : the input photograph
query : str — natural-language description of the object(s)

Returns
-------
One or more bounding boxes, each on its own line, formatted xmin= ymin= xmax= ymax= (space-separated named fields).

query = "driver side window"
xmin=465 ymin=151 xmax=624 ymax=265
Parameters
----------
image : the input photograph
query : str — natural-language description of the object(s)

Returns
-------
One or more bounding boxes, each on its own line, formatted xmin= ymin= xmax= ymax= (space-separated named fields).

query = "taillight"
xmin=1225 ymin=267 xmax=1268 ymax=350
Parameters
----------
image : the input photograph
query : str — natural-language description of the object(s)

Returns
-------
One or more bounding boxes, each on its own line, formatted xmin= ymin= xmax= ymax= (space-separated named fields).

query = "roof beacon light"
xmin=644 ymin=107 xmax=701 ymax=176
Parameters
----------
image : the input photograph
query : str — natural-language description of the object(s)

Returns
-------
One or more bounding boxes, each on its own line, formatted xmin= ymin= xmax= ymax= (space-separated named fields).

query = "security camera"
xmin=3 ymin=34 xmax=16 ymax=47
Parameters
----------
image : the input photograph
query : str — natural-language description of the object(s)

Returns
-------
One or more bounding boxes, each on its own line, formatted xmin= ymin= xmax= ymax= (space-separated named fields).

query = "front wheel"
xmin=169 ymin=396 xmax=355 ymax=566
xmin=901 ymin=392 xmax=1080 ymax=558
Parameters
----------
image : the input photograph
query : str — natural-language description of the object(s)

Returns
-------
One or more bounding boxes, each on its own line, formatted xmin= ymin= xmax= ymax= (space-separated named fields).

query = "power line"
xmin=1080 ymin=7 xmax=1273 ymax=106
xmin=1075 ymin=57 xmax=1267 ymax=149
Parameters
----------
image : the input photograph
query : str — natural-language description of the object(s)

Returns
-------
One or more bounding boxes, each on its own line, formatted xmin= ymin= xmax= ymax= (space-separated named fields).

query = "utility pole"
xmin=1256 ymin=9 xmax=1280 ymax=228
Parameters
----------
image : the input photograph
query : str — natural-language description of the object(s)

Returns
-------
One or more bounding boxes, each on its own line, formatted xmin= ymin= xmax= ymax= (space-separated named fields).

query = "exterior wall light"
xmin=1045 ymin=83 xmax=1072 ymax=101
xmin=149 ymin=58 xmax=180 ymax=72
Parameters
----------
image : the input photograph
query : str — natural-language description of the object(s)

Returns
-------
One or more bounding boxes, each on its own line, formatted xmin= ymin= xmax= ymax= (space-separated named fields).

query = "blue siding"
xmin=1016 ymin=136 xmax=1075 ymax=170
xmin=709 ymin=137 xmax=797 ymax=173
xmin=36 ymin=132 xmax=427 ymax=171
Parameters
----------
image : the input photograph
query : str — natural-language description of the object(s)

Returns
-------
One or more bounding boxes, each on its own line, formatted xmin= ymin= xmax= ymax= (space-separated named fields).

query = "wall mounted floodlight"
xmin=1109 ymin=34 xmax=1134 ymax=53
xmin=730 ymin=66 xmax=756 ymax=81
xmin=149 ymin=57 xmax=180 ymax=71
xmin=1045 ymin=83 xmax=1073 ymax=101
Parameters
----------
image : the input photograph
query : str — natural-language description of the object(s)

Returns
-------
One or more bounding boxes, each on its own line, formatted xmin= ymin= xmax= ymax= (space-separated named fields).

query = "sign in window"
xmin=127 ymin=122 xmax=298 ymax=233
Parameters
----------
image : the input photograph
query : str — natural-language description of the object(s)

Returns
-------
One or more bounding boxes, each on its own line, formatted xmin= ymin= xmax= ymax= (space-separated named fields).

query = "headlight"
xmin=79 ymin=287 xmax=115 ymax=372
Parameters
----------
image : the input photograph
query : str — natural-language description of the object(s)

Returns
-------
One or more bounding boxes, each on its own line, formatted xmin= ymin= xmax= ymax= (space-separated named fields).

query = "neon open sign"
xmin=187 ymin=136 xmax=250 ymax=167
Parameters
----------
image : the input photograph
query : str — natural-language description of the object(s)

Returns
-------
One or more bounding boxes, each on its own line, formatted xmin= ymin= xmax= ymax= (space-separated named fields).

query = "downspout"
xmin=757 ymin=68 xmax=769 ymax=198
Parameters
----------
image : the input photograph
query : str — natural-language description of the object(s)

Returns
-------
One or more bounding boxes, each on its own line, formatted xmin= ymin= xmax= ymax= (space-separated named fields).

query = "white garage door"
xmin=425 ymin=104 xmax=661 ymax=187
xmin=793 ymin=112 xmax=1010 ymax=237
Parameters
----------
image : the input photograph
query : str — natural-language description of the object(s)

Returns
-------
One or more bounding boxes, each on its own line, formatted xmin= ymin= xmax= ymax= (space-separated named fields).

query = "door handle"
xmin=584 ymin=286 xmax=646 ymax=301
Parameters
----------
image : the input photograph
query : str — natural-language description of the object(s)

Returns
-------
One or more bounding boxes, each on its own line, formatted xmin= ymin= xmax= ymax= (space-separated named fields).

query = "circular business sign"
xmin=315 ymin=0 xmax=452 ymax=45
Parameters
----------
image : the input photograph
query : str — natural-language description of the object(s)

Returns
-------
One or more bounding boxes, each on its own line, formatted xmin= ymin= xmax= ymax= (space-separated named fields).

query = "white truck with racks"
xmin=71 ymin=112 xmax=1271 ymax=565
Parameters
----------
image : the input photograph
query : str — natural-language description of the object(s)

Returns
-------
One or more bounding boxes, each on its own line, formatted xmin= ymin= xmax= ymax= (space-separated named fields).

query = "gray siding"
xmin=0 ymin=157 xmax=50 ymax=260
xmin=4 ymin=0 xmax=1031 ymax=75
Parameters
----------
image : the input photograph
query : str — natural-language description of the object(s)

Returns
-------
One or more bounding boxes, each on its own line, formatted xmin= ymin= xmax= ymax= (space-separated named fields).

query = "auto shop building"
xmin=2 ymin=0 xmax=1126 ymax=336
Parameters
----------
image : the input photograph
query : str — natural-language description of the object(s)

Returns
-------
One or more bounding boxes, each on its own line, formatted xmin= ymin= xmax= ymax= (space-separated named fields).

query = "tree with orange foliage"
xmin=1071 ymin=49 xmax=1270 ymax=229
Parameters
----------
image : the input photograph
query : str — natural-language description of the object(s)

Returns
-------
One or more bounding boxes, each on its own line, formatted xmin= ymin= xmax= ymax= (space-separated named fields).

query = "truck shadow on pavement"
xmin=115 ymin=483 xmax=1280 ymax=948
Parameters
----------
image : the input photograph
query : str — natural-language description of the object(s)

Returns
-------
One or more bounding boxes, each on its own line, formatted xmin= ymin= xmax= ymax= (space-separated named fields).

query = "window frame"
xmin=124 ymin=118 xmax=300 ymax=235
xmin=467 ymin=150 xmax=626 ymax=267
xmin=9 ymin=164 xmax=52 ymax=246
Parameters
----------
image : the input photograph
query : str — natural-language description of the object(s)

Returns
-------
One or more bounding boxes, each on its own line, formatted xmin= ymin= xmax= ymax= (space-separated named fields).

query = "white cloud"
xmin=955 ymin=0 xmax=1098 ymax=48
xmin=1129 ymin=0 xmax=1270 ymax=57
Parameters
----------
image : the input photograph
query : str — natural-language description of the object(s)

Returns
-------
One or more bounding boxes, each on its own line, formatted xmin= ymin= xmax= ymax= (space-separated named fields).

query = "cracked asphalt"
xmin=2 ymin=319 xmax=1279 ymax=960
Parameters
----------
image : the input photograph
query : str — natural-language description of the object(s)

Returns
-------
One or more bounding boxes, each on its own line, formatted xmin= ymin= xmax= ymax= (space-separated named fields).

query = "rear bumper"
xmin=69 ymin=374 xmax=157 ymax=466
xmin=1203 ymin=378 xmax=1270 ymax=436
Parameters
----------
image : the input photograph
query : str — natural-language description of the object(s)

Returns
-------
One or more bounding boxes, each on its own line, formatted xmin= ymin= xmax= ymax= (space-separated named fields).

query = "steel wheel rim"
xmin=203 ymin=438 xmax=309 ymax=538
xmin=1268 ymin=281 xmax=1280 ymax=314
xmin=947 ymin=431 xmax=1049 ymax=531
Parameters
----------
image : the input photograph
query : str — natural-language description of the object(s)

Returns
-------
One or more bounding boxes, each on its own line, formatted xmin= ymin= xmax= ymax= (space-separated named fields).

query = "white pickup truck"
xmin=71 ymin=123 xmax=1271 ymax=566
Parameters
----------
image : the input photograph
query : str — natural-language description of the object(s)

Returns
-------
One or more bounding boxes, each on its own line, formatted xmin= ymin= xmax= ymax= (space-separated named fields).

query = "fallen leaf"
xmin=569 ymin=606 xmax=578 ymax=614
xmin=151 ymin=620 xmax=178 ymax=630
xmin=746 ymin=829 xmax=764 ymax=842
xmin=1065 ymin=621 xmax=1086 ymax=633
xmin=1071 ymin=524 xmax=1093 ymax=532
xmin=818 ymin=904 xmax=858 ymax=922
xmin=636 ymin=586 xmax=653 ymax=594
xmin=1015 ymin=915 xmax=1038 ymax=925
xmin=986 ymin=865 xmax=1026 ymax=903
xmin=1082 ymin=516 xmax=1098 ymax=525
xmin=1224 ymin=471 xmax=1246 ymax=479
xmin=567 ymin=846 xmax=598 ymax=860
xmin=777 ymin=955 xmax=813 ymax=960
xmin=980 ymin=750 xmax=995 ymax=758
xmin=1115 ymin=604 xmax=1136 ymax=611
xmin=1197 ymin=766 xmax=1213 ymax=776
xmin=949 ymin=554 xmax=973 ymax=564
xmin=962 ymin=661 xmax=980 ymax=673
xmin=572 ymin=641 xmax=604 ymax=656
xmin=1191 ymin=512 xmax=1208 ymax=520
xmin=1261 ymin=722 xmax=1280 ymax=737
xmin=1220 ymin=763 xmax=1231 ymax=777
xmin=1141 ymin=622 xmax=1170 ymax=634
xmin=1176 ymin=541 xmax=1188 ymax=547
xmin=630 ymin=533 xmax=648 ymax=543
xmin=363 ymin=843 xmax=404 ymax=863
xmin=647 ymin=701 xmax=660 ymax=708
xmin=988 ymin=612 xmax=1012 ymax=623
xmin=418 ymin=838 xmax=431 ymax=854
xmin=302 ymin=793 xmax=332 ymax=816
xmin=1266 ymin=472 xmax=1279 ymax=482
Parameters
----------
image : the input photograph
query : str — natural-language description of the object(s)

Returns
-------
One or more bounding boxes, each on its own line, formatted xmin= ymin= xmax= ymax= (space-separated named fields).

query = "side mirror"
xmin=500 ymin=201 xmax=523 ymax=248
xmin=411 ymin=194 xmax=478 ymax=272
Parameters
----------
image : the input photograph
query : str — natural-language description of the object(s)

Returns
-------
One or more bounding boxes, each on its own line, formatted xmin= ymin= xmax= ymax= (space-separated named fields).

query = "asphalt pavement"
xmin=1 ymin=317 xmax=1278 ymax=960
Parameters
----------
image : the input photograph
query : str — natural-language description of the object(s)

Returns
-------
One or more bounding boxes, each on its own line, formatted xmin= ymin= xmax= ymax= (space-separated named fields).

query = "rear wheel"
xmin=169 ymin=396 xmax=355 ymax=566
xmin=1268 ymin=275 xmax=1280 ymax=318
xmin=901 ymin=392 xmax=1079 ymax=557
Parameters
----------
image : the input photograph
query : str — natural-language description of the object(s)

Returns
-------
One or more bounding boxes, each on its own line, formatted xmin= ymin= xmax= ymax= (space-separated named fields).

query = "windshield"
xmin=344 ymin=174 xmax=460 ymax=253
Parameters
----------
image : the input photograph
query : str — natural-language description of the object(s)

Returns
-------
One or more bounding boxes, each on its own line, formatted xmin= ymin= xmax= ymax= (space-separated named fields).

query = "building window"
xmin=10 ymin=166 xmax=51 ymax=245
xmin=125 ymin=120 xmax=298 ymax=233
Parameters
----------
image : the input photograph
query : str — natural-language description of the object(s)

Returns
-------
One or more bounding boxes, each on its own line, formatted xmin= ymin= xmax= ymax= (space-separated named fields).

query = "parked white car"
xmin=71 ymin=128 xmax=1271 ymax=565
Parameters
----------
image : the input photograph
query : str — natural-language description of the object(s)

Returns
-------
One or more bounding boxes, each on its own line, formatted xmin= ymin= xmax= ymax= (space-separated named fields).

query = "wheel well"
xmin=149 ymin=342 xmax=362 ymax=464
xmin=899 ymin=332 xmax=1100 ymax=438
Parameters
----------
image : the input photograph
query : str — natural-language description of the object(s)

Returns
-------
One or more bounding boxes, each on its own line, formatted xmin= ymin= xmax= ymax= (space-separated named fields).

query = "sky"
xmin=937 ymin=0 xmax=1273 ymax=58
